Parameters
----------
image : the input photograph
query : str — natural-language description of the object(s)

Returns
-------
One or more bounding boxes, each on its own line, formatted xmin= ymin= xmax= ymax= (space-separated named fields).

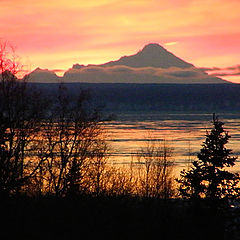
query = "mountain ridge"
xmin=26 ymin=43 xmax=228 ymax=84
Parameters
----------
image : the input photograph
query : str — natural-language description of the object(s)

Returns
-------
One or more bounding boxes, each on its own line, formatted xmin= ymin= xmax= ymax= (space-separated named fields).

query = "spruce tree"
xmin=178 ymin=114 xmax=240 ymax=201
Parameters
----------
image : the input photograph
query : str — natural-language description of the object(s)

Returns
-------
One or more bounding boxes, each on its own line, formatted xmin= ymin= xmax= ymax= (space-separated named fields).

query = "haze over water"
xmin=105 ymin=113 xmax=240 ymax=176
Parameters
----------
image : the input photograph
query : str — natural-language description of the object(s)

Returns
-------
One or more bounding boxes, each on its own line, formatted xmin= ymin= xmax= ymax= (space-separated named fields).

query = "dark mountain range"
xmin=26 ymin=43 xmax=228 ymax=84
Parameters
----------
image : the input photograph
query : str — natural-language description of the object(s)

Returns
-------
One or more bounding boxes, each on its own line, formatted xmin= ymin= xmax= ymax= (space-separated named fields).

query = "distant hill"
xmin=27 ymin=43 xmax=228 ymax=84
xmin=26 ymin=67 xmax=60 ymax=83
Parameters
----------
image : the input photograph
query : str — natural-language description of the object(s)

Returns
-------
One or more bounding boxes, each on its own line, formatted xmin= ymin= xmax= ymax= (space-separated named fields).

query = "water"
xmin=104 ymin=112 xmax=240 ymax=176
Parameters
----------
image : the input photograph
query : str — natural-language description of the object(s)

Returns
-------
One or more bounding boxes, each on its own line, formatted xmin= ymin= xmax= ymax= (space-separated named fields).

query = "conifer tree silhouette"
xmin=178 ymin=114 xmax=240 ymax=201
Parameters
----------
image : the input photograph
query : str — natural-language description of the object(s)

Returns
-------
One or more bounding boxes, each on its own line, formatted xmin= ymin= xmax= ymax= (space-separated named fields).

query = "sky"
xmin=0 ymin=0 xmax=240 ymax=82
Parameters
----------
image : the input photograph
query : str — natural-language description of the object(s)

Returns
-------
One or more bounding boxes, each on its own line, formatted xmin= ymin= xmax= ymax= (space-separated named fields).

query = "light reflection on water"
xmin=104 ymin=113 xmax=240 ymax=175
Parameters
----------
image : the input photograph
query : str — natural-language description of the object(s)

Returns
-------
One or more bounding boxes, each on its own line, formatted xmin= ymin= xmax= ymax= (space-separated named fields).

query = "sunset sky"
xmin=1 ymin=0 xmax=240 ymax=82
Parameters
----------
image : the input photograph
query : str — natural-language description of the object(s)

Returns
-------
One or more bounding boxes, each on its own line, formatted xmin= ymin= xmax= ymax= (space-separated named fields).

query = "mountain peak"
xmin=141 ymin=43 xmax=166 ymax=53
xmin=100 ymin=43 xmax=194 ymax=68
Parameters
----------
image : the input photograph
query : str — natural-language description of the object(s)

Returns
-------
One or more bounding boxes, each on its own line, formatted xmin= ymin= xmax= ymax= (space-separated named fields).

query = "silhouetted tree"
xmin=178 ymin=114 xmax=240 ymax=202
xmin=136 ymin=139 xmax=175 ymax=198
xmin=38 ymin=84 xmax=108 ymax=197
xmin=105 ymin=163 xmax=137 ymax=197
xmin=0 ymin=41 xmax=46 ymax=196
xmin=0 ymin=113 xmax=10 ymax=196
